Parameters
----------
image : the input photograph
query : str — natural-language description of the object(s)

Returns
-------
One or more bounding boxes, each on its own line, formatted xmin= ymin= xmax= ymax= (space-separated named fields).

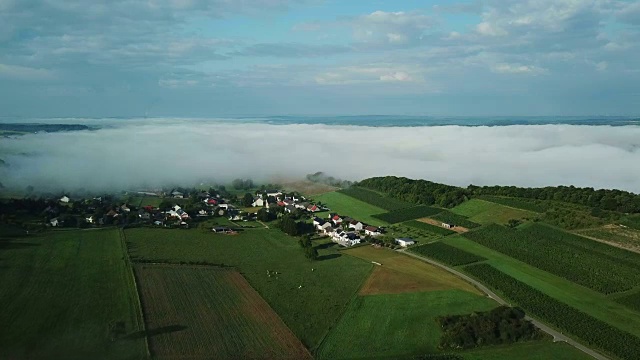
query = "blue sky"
xmin=0 ymin=0 xmax=639 ymax=117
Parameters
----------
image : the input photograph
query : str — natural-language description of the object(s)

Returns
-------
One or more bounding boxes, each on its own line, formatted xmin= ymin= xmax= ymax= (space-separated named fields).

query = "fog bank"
xmin=1 ymin=121 xmax=640 ymax=193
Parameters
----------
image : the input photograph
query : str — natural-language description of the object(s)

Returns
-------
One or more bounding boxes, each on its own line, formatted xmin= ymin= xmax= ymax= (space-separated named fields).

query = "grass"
xmin=372 ymin=205 xmax=443 ymax=224
xmin=404 ymin=220 xmax=456 ymax=236
xmin=575 ymin=226 xmax=640 ymax=252
xmin=135 ymin=265 xmax=311 ymax=359
xmin=462 ymin=340 xmax=591 ymax=360
xmin=124 ymin=227 xmax=372 ymax=349
xmin=431 ymin=211 xmax=481 ymax=229
xmin=343 ymin=246 xmax=481 ymax=295
xmin=316 ymin=290 xmax=498 ymax=359
xmin=338 ymin=186 xmax=412 ymax=211
xmin=441 ymin=235 xmax=640 ymax=338
xmin=385 ymin=223 xmax=445 ymax=243
xmin=314 ymin=191 xmax=389 ymax=226
xmin=450 ymin=199 xmax=538 ymax=225
xmin=0 ymin=229 xmax=146 ymax=359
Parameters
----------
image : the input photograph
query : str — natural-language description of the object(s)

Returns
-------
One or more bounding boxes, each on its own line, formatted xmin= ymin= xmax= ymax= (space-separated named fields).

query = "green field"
xmin=476 ymin=195 xmax=548 ymax=213
xmin=462 ymin=338 xmax=591 ymax=360
xmin=450 ymin=199 xmax=538 ymax=225
xmin=385 ymin=223 xmax=445 ymax=243
xmin=410 ymin=241 xmax=486 ymax=266
xmin=125 ymin=227 xmax=372 ymax=349
xmin=338 ymin=186 xmax=412 ymax=211
xmin=373 ymin=205 xmax=443 ymax=224
xmin=576 ymin=226 xmax=640 ymax=252
xmin=317 ymin=290 xmax=498 ymax=359
xmin=441 ymin=235 xmax=640 ymax=338
xmin=404 ymin=220 xmax=456 ymax=236
xmin=135 ymin=265 xmax=311 ymax=359
xmin=314 ymin=191 xmax=389 ymax=226
xmin=431 ymin=211 xmax=481 ymax=229
xmin=0 ymin=229 xmax=146 ymax=359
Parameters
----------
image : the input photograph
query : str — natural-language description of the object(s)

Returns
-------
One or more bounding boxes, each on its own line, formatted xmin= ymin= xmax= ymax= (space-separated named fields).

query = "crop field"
xmin=316 ymin=290 xmax=497 ymax=359
xmin=338 ymin=186 xmax=412 ymax=210
xmin=125 ymin=228 xmax=372 ymax=349
xmin=410 ymin=241 xmax=487 ymax=266
xmin=441 ymin=235 xmax=640 ymax=338
xmin=313 ymin=191 xmax=389 ymax=226
xmin=615 ymin=292 xmax=640 ymax=313
xmin=464 ymin=263 xmax=640 ymax=360
xmin=476 ymin=195 xmax=548 ymax=213
xmin=404 ymin=220 xmax=456 ymax=236
xmin=450 ymin=199 xmax=537 ymax=225
xmin=431 ymin=211 xmax=481 ymax=229
xmin=343 ymin=246 xmax=481 ymax=295
xmin=464 ymin=223 xmax=640 ymax=294
xmin=372 ymin=205 xmax=442 ymax=224
xmin=462 ymin=340 xmax=591 ymax=360
xmin=0 ymin=229 xmax=146 ymax=359
xmin=135 ymin=265 xmax=311 ymax=359
xmin=385 ymin=223 xmax=445 ymax=243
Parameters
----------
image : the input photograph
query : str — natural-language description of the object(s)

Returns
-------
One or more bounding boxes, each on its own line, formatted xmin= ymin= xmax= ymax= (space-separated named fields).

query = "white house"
xmin=312 ymin=217 xmax=323 ymax=227
xmin=320 ymin=222 xmax=333 ymax=233
xmin=121 ymin=204 xmax=131 ymax=212
xmin=59 ymin=196 xmax=70 ymax=203
xmin=50 ymin=218 xmax=60 ymax=227
xmin=348 ymin=220 xmax=364 ymax=231
xmin=251 ymin=198 xmax=264 ymax=207
xmin=364 ymin=226 xmax=381 ymax=237
xmin=442 ymin=222 xmax=454 ymax=229
xmin=85 ymin=216 xmax=95 ymax=224
xmin=172 ymin=191 xmax=184 ymax=199
xmin=331 ymin=215 xmax=342 ymax=225
xmin=396 ymin=238 xmax=415 ymax=247
xmin=218 ymin=204 xmax=230 ymax=210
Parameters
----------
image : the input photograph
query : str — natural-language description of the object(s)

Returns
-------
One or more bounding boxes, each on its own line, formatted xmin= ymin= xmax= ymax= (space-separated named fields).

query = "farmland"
xmin=576 ymin=225 xmax=640 ymax=252
xmin=313 ymin=191 xmax=389 ymax=226
xmin=343 ymin=246 xmax=481 ymax=295
xmin=125 ymin=227 xmax=372 ymax=349
xmin=464 ymin=223 xmax=640 ymax=293
xmin=405 ymin=220 xmax=456 ymax=236
xmin=616 ymin=292 xmax=640 ymax=313
xmin=410 ymin=242 xmax=487 ymax=266
xmin=476 ymin=195 xmax=548 ymax=213
xmin=372 ymin=205 xmax=442 ymax=224
xmin=0 ymin=229 xmax=146 ymax=359
xmin=464 ymin=263 xmax=640 ymax=360
xmin=135 ymin=265 xmax=311 ymax=359
xmin=316 ymin=290 xmax=498 ymax=359
xmin=441 ymin=235 xmax=640 ymax=338
xmin=338 ymin=186 xmax=412 ymax=210
xmin=385 ymin=223 xmax=447 ymax=243
xmin=431 ymin=211 xmax=481 ymax=229
xmin=450 ymin=199 xmax=538 ymax=225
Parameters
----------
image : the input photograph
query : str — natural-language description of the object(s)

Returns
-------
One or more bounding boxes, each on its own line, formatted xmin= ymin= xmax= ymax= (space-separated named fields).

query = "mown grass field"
xmin=338 ymin=186 xmax=412 ymax=211
xmin=313 ymin=191 xmax=388 ymax=226
xmin=125 ymin=227 xmax=372 ymax=349
xmin=343 ymin=246 xmax=481 ymax=295
xmin=450 ymin=199 xmax=538 ymax=225
xmin=316 ymin=290 xmax=498 ymax=359
xmin=385 ymin=223 xmax=444 ymax=243
xmin=462 ymin=340 xmax=591 ymax=360
xmin=135 ymin=265 xmax=311 ymax=360
xmin=441 ymin=235 xmax=640 ymax=338
xmin=0 ymin=229 xmax=146 ymax=359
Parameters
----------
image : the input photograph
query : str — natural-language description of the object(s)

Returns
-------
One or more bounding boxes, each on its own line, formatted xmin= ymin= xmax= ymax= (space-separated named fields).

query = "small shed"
xmin=396 ymin=237 xmax=415 ymax=247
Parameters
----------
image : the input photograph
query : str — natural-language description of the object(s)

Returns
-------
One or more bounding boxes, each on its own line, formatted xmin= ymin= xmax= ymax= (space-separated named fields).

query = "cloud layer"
xmin=2 ymin=121 xmax=640 ymax=193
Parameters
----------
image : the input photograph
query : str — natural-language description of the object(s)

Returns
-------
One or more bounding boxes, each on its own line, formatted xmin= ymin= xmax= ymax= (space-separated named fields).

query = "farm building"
xmin=172 ymin=191 xmax=184 ymax=198
xmin=442 ymin=223 xmax=454 ymax=229
xmin=59 ymin=196 xmax=70 ymax=203
xmin=396 ymin=238 xmax=415 ymax=247
xmin=349 ymin=220 xmax=364 ymax=231
xmin=364 ymin=226 xmax=381 ymax=236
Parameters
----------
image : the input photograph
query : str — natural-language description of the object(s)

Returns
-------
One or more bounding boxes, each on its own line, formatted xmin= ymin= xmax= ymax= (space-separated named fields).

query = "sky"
xmin=0 ymin=0 xmax=639 ymax=117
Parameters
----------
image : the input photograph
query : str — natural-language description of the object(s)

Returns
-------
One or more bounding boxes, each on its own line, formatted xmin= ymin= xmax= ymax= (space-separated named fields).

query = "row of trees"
xmin=357 ymin=176 xmax=640 ymax=214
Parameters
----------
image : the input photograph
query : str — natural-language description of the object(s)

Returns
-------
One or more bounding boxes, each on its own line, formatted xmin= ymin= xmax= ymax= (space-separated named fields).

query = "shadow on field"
xmin=315 ymin=242 xmax=338 ymax=250
xmin=124 ymin=325 xmax=188 ymax=339
xmin=0 ymin=238 xmax=40 ymax=250
xmin=318 ymin=253 xmax=341 ymax=261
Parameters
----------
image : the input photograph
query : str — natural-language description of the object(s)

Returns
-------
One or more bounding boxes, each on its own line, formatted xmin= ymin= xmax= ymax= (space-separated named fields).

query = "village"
xmin=39 ymin=187 xmax=421 ymax=248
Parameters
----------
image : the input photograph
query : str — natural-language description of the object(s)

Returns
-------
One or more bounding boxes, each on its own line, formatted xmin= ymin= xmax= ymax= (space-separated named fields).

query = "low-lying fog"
xmin=1 ymin=120 xmax=640 ymax=193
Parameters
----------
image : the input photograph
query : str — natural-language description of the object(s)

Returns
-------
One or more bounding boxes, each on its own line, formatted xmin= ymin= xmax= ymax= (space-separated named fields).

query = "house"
xmin=218 ymin=204 xmax=230 ymax=210
xmin=85 ymin=216 xmax=95 ymax=224
xmin=50 ymin=218 xmax=60 ymax=227
xmin=295 ymin=202 xmax=309 ymax=210
xmin=331 ymin=215 xmax=343 ymax=225
xmin=251 ymin=198 xmax=264 ymax=207
xmin=349 ymin=220 xmax=364 ymax=231
xmin=138 ymin=212 xmax=151 ymax=220
xmin=396 ymin=238 xmax=415 ymax=247
xmin=153 ymin=220 xmax=163 ymax=226
xmin=172 ymin=191 xmax=184 ymax=199
xmin=121 ymin=204 xmax=130 ymax=212
xmin=266 ymin=190 xmax=282 ymax=198
xmin=282 ymin=199 xmax=295 ymax=206
xmin=442 ymin=222 xmax=454 ymax=229
xmin=212 ymin=227 xmax=232 ymax=233
xmin=107 ymin=209 xmax=118 ymax=217
xmin=364 ymin=226 xmax=381 ymax=236
xmin=312 ymin=217 xmax=324 ymax=226
xmin=59 ymin=196 xmax=70 ymax=203
xmin=173 ymin=205 xmax=182 ymax=212
xmin=285 ymin=205 xmax=296 ymax=213
xmin=198 ymin=210 xmax=208 ymax=217
xmin=206 ymin=198 xmax=218 ymax=206
xmin=266 ymin=200 xmax=278 ymax=209
xmin=320 ymin=222 xmax=333 ymax=233
xmin=307 ymin=204 xmax=320 ymax=212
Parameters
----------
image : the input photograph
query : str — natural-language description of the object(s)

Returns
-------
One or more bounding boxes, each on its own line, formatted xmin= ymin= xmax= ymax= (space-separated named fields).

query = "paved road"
xmin=397 ymin=249 xmax=609 ymax=360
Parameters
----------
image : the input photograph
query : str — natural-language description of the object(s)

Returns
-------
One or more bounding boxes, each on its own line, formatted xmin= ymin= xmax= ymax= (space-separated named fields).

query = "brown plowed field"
xmin=134 ymin=265 xmax=312 ymax=360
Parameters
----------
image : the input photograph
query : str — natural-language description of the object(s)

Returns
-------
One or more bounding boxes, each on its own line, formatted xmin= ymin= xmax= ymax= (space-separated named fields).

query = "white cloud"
xmin=2 ymin=120 xmax=640 ymax=193
xmin=491 ymin=63 xmax=548 ymax=75
xmin=0 ymin=63 xmax=56 ymax=80
xmin=315 ymin=64 xmax=422 ymax=85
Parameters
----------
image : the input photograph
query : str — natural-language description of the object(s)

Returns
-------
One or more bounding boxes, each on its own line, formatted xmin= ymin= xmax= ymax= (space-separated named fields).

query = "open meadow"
xmin=134 ymin=264 xmax=311 ymax=360
xmin=0 ymin=229 xmax=146 ymax=359
xmin=125 ymin=227 xmax=372 ymax=349
xmin=313 ymin=191 xmax=388 ymax=226
xmin=316 ymin=289 xmax=498 ymax=359
xmin=450 ymin=198 xmax=538 ymax=225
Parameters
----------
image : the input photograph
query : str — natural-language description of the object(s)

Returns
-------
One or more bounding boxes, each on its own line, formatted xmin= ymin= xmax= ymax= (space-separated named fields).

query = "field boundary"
xmin=119 ymin=228 xmax=151 ymax=359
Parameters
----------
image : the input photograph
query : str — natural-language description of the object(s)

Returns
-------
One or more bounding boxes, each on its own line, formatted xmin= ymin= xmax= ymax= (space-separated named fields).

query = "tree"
xmin=158 ymin=200 xmax=173 ymax=210
xmin=304 ymin=246 xmax=318 ymax=260
xmin=242 ymin=193 xmax=254 ymax=207
xmin=257 ymin=208 xmax=276 ymax=222
xmin=232 ymin=178 xmax=244 ymax=190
